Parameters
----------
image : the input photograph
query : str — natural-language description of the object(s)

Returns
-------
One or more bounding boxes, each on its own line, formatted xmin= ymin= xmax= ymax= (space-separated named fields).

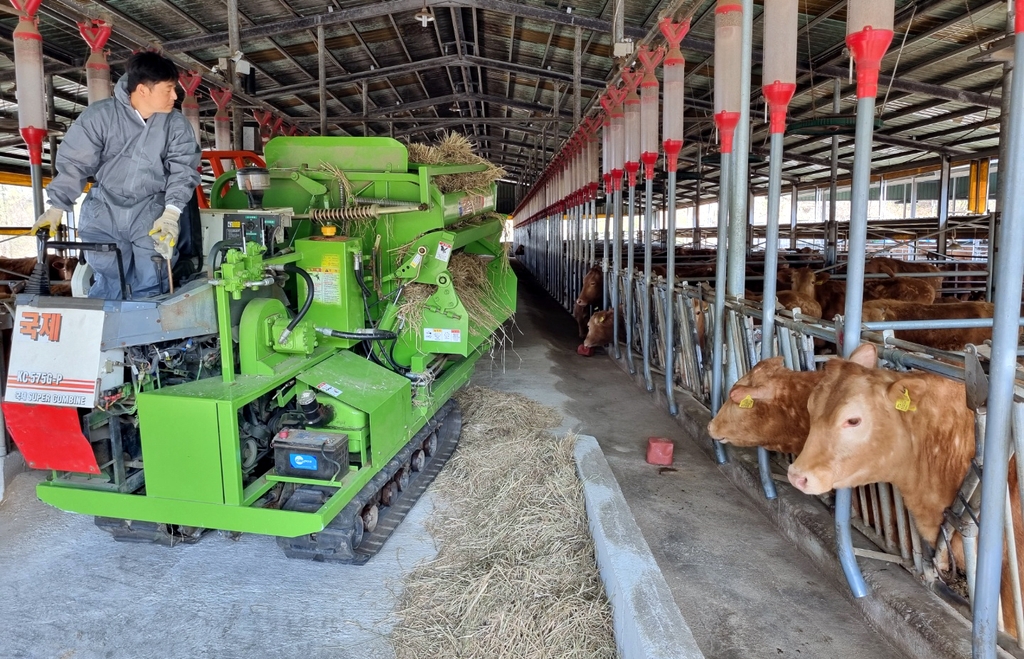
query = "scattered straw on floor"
xmin=406 ymin=132 xmax=506 ymax=194
xmin=390 ymin=387 xmax=616 ymax=659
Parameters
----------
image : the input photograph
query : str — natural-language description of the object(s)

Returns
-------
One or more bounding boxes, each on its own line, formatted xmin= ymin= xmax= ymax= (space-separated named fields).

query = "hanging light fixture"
xmin=415 ymin=0 xmax=434 ymax=27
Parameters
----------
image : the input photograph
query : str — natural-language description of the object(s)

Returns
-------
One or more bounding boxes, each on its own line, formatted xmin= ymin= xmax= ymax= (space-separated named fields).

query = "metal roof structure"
xmin=0 ymin=0 xmax=1012 ymax=193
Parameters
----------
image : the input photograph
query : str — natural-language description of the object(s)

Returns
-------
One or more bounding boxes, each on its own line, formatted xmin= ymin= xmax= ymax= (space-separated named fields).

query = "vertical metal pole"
xmin=612 ymin=187 xmax=623 ymax=358
xmin=938 ymin=156 xmax=951 ymax=257
xmin=603 ymin=191 xmax=610 ymax=309
xmin=46 ymin=75 xmax=56 ymax=179
xmin=362 ymin=80 xmax=368 ymax=137
xmin=757 ymin=130 xmax=785 ymax=500
xmin=974 ymin=7 xmax=1024 ymax=655
xmin=665 ymin=169 xmax=679 ymax=415
xmin=626 ymin=181 xmax=637 ymax=374
xmin=710 ymin=154 xmax=730 ymax=463
xmin=573 ymin=26 xmax=582 ymax=128
xmin=318 ymin=24 xmax=328 ymax=136
xmin=694 ymin=150 xmax=702 ymax=247
xmin=726 ymin=0 xmax=754 ymax=388
xmin=827 ymin=78 xmax=841 ymax=266
xmin=990 ymin=48 xmax=1014 ymax=302
xmin=643 ymin=174 xmax=655 ymax=391
xmin=227 ymin=0 xmax=242 ymax=149
xmin=790 ymin=184 xmax=798 ymax=249
xmin=835 ymin=95 xmax=877 ymax=602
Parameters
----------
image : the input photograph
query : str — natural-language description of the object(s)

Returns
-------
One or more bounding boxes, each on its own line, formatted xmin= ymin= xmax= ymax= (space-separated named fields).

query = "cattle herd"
xmin=0 ymin=253 xmax=78 ymax=297
xmin=708 ymin=343 xmax=1024 ymax=638
xmin=573 ymin=252 xmax=1000 ymax=353
xmin=558 ymin=247 xmax=1024 ymax=632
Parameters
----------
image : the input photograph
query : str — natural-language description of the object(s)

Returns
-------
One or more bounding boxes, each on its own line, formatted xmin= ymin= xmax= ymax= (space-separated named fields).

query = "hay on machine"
xmin=391 ymin=387 xmax=616 ymax=659
xmin=406 ymin=132 xmax=506 ymax=195
xmin=397 ymin=252 xmax=505 ymax=336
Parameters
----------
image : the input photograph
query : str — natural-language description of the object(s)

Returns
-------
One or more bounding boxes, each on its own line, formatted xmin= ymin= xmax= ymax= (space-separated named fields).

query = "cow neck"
xmin=886 ymin=377 xmax=974 ymax=543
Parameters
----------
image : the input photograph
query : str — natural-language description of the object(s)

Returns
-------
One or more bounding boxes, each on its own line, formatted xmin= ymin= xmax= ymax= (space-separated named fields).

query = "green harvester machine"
xmin=3 ymin=137 xmax=516 ymax=562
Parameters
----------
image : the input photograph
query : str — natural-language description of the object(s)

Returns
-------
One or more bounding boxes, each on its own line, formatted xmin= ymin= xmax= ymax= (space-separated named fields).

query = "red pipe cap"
xmin=576 ymin=344 xmax=595 ymax=357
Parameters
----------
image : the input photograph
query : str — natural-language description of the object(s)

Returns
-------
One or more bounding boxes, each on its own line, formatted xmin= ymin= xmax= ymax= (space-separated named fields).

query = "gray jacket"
xmin=46 ymin=77 xmax=201 ymax=227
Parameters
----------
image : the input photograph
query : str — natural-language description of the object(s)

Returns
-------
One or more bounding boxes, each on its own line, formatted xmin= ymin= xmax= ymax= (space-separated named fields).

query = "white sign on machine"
xmin=5 ymin=306 xmax=123 ymax=408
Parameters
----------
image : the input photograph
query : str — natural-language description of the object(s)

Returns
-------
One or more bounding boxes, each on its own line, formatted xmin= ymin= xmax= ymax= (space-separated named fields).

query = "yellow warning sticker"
xmin=895 ymin=388 xmax=917 ymax=412
xmin=739 ymin=395 xmax=754 ymax=409
xmin=321 ymin=254 xmax=341 ymax=270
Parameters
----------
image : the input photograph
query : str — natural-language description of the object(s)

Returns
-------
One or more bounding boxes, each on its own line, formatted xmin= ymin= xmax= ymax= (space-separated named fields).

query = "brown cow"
xmin=861 ymin=299 xmax=995 ymax=351
xmin=864 ymin=267 xmax=936 ymax=304
xmin=574 ymin=265 xmax=604 ymax=338
xmin=774 ymin=268 xmax=823 ymax=317
xmin=707 ymin=357 xmax=825 ymax=454
xmin=865 ymin=256 xmax=943 ymax=291
xmin=583 ymin=308 xmax=617 ymax=348
xmin=788 ymin=343 xmax=1023 ymax=636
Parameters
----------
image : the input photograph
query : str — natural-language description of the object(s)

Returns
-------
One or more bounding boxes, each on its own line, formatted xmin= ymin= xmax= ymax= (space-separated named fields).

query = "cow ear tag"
xmin=895 ymin=388 xmax=917 ymax=412
xmin=739 ymin=395 xmax=754 ymax=409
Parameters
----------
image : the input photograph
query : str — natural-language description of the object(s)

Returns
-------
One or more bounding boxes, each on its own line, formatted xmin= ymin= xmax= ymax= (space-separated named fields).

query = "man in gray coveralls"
xmin=31 ymin=51 xmax=201 ymax=299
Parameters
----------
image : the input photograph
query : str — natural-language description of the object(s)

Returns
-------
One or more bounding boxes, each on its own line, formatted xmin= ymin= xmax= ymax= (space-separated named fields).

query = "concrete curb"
xmin=604 ymin=353 xmax=1024 ymax=659
xmin=574 ymin=434 xmax=705 ymax=659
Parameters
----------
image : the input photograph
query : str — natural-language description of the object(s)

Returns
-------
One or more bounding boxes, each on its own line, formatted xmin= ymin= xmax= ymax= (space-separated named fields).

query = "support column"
xmin=974 ymin=6 xmax=1024 ymax=655
xmin=573 ymin=26 xmax=582 ymax=128
xmin=790 ymin=184 xmax=798 ymax=249
xmin=826 ymin=78 xmax=840 ymax=266
xmin=227 ymin=0 xmax=242 ymax=150
xmin=938 ymin=156 xmax=951 ymax=256
xmin=725 ymin=0 xmax=755 ymax=390
xmin=318 ymin=24 xmax=328 ymax=136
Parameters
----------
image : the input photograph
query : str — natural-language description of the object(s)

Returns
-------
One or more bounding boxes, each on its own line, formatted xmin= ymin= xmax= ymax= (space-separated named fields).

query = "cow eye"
xmin=844 ymin=417 xmax=861 ymax=427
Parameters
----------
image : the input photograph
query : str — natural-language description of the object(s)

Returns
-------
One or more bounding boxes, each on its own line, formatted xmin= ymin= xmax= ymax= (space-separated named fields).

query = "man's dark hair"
xmin=125 ymin=51 xmax=179 ymax=93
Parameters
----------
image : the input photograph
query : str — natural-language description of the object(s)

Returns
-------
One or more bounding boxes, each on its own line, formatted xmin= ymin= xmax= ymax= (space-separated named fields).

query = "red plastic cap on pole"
xmin=9 ymin=0 xmax=42 ymax=16
xmin=20 ymin=126 xmax=45 ymax=165
xmin=846 ymin=27 xmax=894 ymax=98
xmin=77 ymin=19 xmax=111 ymax=53
xmin=1017 ymin=0 xmax=1023 ymax=34
xmin=641 ymin=152 xmax=658 ymax=180
xmin=625 ymin=161 xmax=640 ymax=187
xmin=714 ymin=111 xmax=740 ymax=154
xmin=663 ymin=140 xmax=682 ymax=174
xmin=179 ymin=71 xmax=202 ymax=96
xmin=762 ymin=81 xmax=796 ymax=134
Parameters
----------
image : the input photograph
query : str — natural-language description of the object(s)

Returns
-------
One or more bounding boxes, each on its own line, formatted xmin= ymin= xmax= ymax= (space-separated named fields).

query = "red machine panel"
xmin=3 ymin=402 xmax=99 ymax=474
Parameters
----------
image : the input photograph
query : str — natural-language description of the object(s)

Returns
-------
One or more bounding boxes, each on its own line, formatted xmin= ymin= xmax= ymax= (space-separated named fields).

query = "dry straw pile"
xmin=397 ymin=252 xmax=506 ymax=335
xmin=407 ymin=132 xmax=507 ymax=194
xmin=391 ymin=387 xmax=616 ymax=659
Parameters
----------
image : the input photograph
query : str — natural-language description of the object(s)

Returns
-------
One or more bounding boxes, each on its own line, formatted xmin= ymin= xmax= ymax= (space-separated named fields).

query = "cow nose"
xmin=788 ymin=465 xmax=809 ymax=492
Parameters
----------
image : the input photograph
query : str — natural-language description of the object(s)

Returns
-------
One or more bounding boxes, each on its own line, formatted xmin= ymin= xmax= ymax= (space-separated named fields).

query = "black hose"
xmin=319 ymin=327 xmax=398 ymax=341
xmin=207 ymin=240 xmax=242 ymax=278
xmin=280 ymin=264 xmax=314 ymax=343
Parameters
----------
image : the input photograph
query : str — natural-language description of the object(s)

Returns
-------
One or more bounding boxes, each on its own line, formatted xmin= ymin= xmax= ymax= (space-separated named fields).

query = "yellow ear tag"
xmin=895 ymin=388 xmax=917 ymax=412
xmin=739 ymin=395 xmax=754 ymax=409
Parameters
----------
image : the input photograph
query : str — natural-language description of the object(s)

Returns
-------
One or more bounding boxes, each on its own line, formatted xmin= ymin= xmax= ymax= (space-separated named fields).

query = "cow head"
xmin=708 ymin=357 xmax=823 ymax=454
xmin=576 ymin=266 xmax=603 ymax=306
xmin=787 ymin=343 xmax=928 ymax=495
xmin=572 ymin=302 xmax=591 ymax=339
xmin=583 ymin=309 xmax=615 ymax=348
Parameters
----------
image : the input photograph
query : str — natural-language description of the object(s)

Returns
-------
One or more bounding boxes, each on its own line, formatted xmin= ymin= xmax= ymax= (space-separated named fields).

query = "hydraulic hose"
xmin=207 ymin=240 xmax=242 ymax=279
xmin=316 ymin=327 xmax=398 ymax=341
xmin=279 ymin=264 xmax=314 ymax=345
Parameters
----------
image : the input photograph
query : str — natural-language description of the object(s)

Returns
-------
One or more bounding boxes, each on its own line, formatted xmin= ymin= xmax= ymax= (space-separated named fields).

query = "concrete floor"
xmin=466 ymin=264 xmax=907 ymax=659
xmin=0 ymin=470 xmax=438 ymax=659
xmin=0 ymin=262 xmax=909 ymax=659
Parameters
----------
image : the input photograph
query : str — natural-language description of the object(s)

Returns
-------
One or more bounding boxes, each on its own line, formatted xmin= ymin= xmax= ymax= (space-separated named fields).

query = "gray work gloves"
xmin=149 ymin=206 xmax=181 ymax=261
xmin=31 ymin=206 xmax=64 ymax=236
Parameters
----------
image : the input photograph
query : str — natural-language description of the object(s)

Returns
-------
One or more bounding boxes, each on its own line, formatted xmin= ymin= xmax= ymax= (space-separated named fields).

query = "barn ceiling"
xmin=0 ymin=0 xmax=1011 ymax=195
